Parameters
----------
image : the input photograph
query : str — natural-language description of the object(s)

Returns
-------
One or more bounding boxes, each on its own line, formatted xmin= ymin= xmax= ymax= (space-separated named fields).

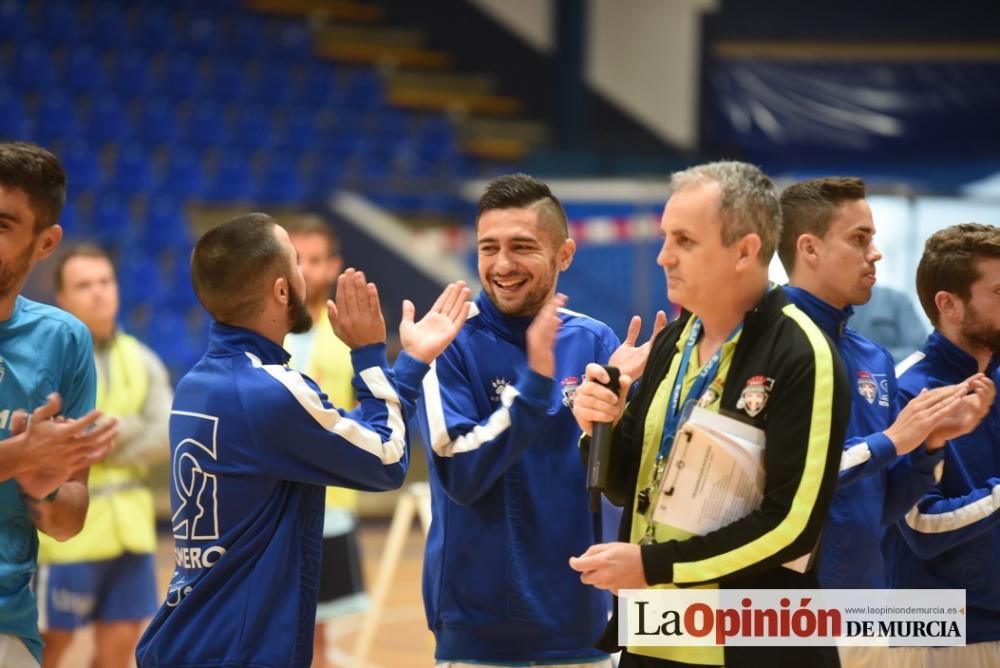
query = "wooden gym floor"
xmin=56 ymin=521 xmax=434 ymax=668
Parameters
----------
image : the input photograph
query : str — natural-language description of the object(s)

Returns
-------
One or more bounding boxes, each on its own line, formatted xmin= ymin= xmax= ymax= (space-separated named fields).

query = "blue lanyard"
xmin=657 ymin=319 xmax=741 ymax=460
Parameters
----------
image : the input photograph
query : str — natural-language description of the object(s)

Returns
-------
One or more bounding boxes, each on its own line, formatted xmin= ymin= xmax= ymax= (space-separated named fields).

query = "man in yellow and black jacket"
xmin=571 ymin=162 xmax=850 ymax=668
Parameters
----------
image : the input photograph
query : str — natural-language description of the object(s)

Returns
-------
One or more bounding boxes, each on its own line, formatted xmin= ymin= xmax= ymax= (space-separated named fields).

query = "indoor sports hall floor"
xmin=56 ymin=522 xmax=434 ymax=667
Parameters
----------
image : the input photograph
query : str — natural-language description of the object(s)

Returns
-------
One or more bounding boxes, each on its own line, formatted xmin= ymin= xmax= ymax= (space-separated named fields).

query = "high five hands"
xmin=327 ymin=268 xmax=471 ymax=364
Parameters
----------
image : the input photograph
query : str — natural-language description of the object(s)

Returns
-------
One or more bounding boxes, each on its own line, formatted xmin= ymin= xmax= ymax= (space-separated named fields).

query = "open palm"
xmin=608 ymin=311 xmax=667 ymax=381
xmin=399 ymin=281 xmax=471 ymax=363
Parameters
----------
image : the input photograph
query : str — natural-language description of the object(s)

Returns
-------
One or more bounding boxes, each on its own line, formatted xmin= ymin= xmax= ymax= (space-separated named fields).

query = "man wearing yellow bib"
xmin=571 ymin=162 xmax=851 ymax=667
xmin=282 ymin=219 xmax=367 ymax=668
xmin=38 ymin=245 xmax=172 ymax=668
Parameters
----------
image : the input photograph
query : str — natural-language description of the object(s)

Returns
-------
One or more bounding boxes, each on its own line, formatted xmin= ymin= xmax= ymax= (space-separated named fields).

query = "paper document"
xmin=651 ymin=406 xmax=813 ymax=573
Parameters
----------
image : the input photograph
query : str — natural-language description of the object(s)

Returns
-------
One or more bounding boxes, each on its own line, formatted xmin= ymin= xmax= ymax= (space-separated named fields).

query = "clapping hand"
xmin=399 ymin=281 xmax=472 ymax=364
xmin=327 ymin=268 xmax=387 ymax=349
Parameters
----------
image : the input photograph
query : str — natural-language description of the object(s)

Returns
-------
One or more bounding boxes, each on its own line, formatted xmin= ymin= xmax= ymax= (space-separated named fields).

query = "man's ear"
xmin=934 ymin=290 xmax=961 ymax=325
xmin=33 ymin=224 xmax=64 ymax=262
xmin=558 ymin=238 xmax=576 ymax=271
xmin=273 ymin=274 xmax=289 ymax=305
xmin=734 ymin=233 xmax=762 ymax=270
xmin=795 ymin=233 xmax=821 ymax=268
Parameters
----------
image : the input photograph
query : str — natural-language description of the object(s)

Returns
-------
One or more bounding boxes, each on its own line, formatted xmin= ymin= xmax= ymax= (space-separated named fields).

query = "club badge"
xmin=697 ymin=386 xmax=720 ymax=408
xmin=857 ymin=371 xmax=878 ymax=405
xmin=561 ymin=376 xmax=580 ymax=408
xmin=736 ymin=375 xmax=774 ymax=418
xmin=490 ymin=377 xmax=511 ymax=403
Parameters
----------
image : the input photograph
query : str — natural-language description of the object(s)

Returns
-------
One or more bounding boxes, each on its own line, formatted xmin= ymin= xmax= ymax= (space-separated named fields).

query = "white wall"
xmin=466 ymin=0 xmax=715 ymax=151
xmin=586 ymin=0 xmax=715 ymax=150
xmin=466 ymin=0 xmax=555 ymax=53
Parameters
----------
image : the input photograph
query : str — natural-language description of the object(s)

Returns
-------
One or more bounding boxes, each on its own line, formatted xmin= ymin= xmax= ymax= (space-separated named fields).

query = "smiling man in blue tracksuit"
xmin=777 ymin=178 xmax=977 ymax=600
xmin=883 ymin=223 xmax=999 ymax=668
xmin=416 ymin=174 xmax=662 ymax=667
xmin=135 ymin=213 xmax=469 ymax=668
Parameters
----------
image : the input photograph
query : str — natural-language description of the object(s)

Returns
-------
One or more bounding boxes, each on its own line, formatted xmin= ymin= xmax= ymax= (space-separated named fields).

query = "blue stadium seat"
xmin=86 ymin=92 xmax=131 ymax=144
xmin=269 ymin=21 xmax=312 ymax=61
xmin=91 ymin=190 xmax=133 ymax=243
xmin=136 ymin=97 xmax=180 ymax=145
xmin=157 ymin=146 xmax=206 ymax=199
xmin=304 ymin=157 xmax=344 ymax=200
xmin=118 ymin=250 xmax=163 ymax=310
xmin=182 ymin=11 xmax=222 ymax=55
xmin=225 ymin=103 xmax=273 ymax=149
xmin=204 ymin=152 xmax=253 ymax=202
xmin=0 ymin=90 xmax=29 ymax=139
xmin=131 ymin=6 xmax=178 ymax=51
xmin=35 ymin=2 xmax=82 ymax=45
xmin=111 ymin=48 xmax=154 ymax=98
xmin=255 ymin=151 xmax=303 ymax=204
xmin=344 ymin=70 xmax=383 ymax=112
xmin=246 ymin=61 xmax=292 ymax=104
xmin=61 ymin=46 xmax=107 ymax=95
xmin=143 ymin=193 xmax=191 ymax=250
xmin=272 ymin=109 xmax=321 ymax=151
xmin=155 ymin=54 xmax=201 ymax=100
xmin=10 ymin=41 xmax=54 ymax=91
xmin=114 ymin=142 xmax=156 ymax=194
xmin=0 ymin=0 xmax=28 ymax=41
xmin=226 ymin=16 xmax=266 ymax=58
xmin=60 ymin=139 xmax=105 ymax=192
xmin=201 ymin=58 xmax=247 ymax=102
xmin=55 ymin=198 xmax=80 ymax=238
xmin=36 ymin=92 xmax=82 ymax=141
xmin=180 ymin=100 xmax=227 ymax=146
xmin=86 ymin=4 xmax=130 ymax=47
xmin=290 ymin=63 xmax=337 ymax=106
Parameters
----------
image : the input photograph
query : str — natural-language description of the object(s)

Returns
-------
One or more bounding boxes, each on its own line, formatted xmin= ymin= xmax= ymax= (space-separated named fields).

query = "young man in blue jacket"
xmin=777 ymin=178 xmax=988 ymax=668
xmin=883 ymin=223 xmax=999 ymax=668
xmin=135 ymin=213 xmax=470 ymax=668
xmin=416 ymin=174 xmax=662 ymax=667
xmin=778 ymin=177 xmax=980 ymax=588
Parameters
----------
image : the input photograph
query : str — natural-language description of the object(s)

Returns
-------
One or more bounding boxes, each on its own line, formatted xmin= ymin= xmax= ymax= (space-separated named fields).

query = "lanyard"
xmin=657 ymin=319 xmax=741 ymax=460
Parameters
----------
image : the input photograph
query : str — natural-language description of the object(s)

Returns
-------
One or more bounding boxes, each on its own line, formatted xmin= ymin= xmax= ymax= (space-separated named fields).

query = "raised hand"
xmin=12 ymin=394 xmax=119 ymax=500
xmin=608 ymin=310 xmax=667 ymax=381
xmin=399 ymin=281 xmax=471 ymax=364
xmin=572 ymin=362 xmax=632 ymax=437
xmin=526 ymin=293 xmax=566 ymax=378
xmin=326 ymin=268 xmax=386 ymax=349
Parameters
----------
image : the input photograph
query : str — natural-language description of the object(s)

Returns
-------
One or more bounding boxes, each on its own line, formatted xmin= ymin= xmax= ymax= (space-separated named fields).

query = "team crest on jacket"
xmin=736 ymin=375 xmax=774 ymax=418
xmin=857 ymin=371 xmax=878 ymax=404
xmin=490 ymin=377 xmax=511 ymax=403
xmin=561 ymin=376 xmax=579 ymax=407
xmin=697 ymin=387 xmax=720 ymax=408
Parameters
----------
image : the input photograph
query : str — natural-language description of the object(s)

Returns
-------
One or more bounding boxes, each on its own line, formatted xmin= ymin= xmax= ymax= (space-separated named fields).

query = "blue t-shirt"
xmin=0 ymin=296 xmax=96 ymax=662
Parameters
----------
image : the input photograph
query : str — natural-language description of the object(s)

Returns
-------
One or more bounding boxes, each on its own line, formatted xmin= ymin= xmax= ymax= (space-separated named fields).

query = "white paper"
xmin=651 ymin=407 xmax=812 ymax=573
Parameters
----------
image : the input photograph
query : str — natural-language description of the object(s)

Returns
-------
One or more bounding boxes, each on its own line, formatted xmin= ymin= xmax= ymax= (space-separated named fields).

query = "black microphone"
xmin=587 ymin=365 xmax=620 ymax=513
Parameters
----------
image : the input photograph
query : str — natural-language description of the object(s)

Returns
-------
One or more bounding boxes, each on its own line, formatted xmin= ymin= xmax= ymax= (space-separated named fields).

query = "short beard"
xmin=961 ymin=302 xmax=1000 ymax=354
xmin=0 ymin=237 xmax=36 ymax=298
xmin=287 ymin=279 xmax=313 ymax=334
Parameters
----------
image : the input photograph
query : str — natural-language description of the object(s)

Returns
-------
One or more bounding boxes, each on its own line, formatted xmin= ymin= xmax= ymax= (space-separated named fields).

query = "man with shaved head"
xmin=136 ymin=213 xmax=470 ymax=667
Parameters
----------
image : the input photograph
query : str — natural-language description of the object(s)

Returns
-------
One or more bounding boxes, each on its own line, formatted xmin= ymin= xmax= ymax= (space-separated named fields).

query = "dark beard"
xmin=962 ymin=303 xmax=1000 ymax=353
xmin=0 ymin=237 xmax=36 ymax=298
xmin=287 ymin=280 xmax=313 ymax=334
